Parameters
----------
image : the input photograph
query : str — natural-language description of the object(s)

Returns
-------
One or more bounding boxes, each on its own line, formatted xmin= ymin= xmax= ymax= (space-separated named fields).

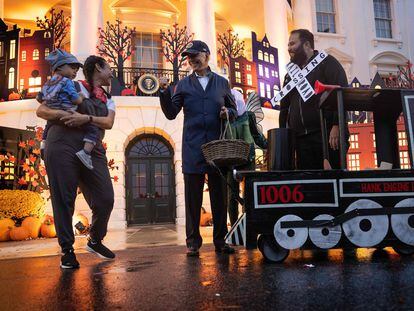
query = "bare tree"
xmin=36 ymin=8 xmax=70 ymax=49
xmin=160 ymin=23 xmax=194 ymax=83
xmin=386 ymin=61 xmax=414 ymax=89
xmin=217 ymin=29 xmax=245 ymax=69
xmin=97 ymin=19 xmax=136 ymax=87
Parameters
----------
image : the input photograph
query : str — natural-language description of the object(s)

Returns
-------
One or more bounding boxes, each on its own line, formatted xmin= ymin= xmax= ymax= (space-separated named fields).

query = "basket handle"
xmin=220 ymin=110 xmax=234 ymax=140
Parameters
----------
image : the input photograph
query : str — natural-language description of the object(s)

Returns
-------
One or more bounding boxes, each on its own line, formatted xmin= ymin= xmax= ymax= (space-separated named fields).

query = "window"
xmin=349 ymin=134 xmax=359 ymax=149
xmin=400 ymin=151 xmax=411 ymax=169
xmin=398 ymin=131 xmax=408 ymax=147
xmin=246 ymin=64 xmax=251 ymax=71
xmin=259 ymin=82 xmax=265 ymax=97
xmin=0 ymin=41 xmax=3 ymax=57
xmin=32 ymin=49 xmax=39 ymax=60
xmin=8 ymin=68 xmax=15 ymax=89
xmin=266 ymin=84 xmax=271 ymax=99
xmin=352 ymin=82 xmax=361 ymax=88
xmin=21 ymin=51 xmax=26 ymax=61
xmin=265 ymin=67 xmax=269 ymax=78
xmin=258 ymin=64 xmax=264 ymax=76
xmin=372 ymin=133 xmax=376 ymax=148
xmin=264 ymin=52 xmax=269 ymax=63
xmin=44 ymin=31 xmax=51 ymax=39
xmin=247 ymin=74 xmax=253 ymax=86
xmin=235 ymin=62 xmax=240 ymax=69
xmin=316 ymin=0 xmax=336 ymax=33
xmin=19 ymin=79 xmax=24 ymax=91
xmin=235 ymin=71 xmax=242 ymax=84
xmin=258 ymin=50 xmax=263 ymax=60
xmin=270 ymin=54 xmax=275 ymax=64
xmin=373 ymin=153 xmax=378 ymax=168
xmin=45 ymin=48 xmax=50 ymax=57
xmin=347 ymin=153 xmax=360 ymax=171
xmin=10 ymin=40 xmax=16 ymax=59
xmin=373 ymin=0 xmax=392 ymax=38
xmin=3 ymin=160 xmax=15 ymax=180
xmin=29 ymin=77 xmax=42 ymax=93
xmin=274 ymin=71 xmax=279 ymax=78
xmin=132 ymin=32 xmax=163 ymax=68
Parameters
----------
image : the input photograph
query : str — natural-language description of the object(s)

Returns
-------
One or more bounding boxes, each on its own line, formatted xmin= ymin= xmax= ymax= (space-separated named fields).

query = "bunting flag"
xmin=225 ymin=213 xmax=246 ymax=246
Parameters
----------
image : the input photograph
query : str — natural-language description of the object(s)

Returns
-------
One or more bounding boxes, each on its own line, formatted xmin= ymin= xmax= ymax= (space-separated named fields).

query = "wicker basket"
xmin=201 ymin=115 xmax=250 ymax=167
xmin=202 ymin=139 xmax=250 ymax=167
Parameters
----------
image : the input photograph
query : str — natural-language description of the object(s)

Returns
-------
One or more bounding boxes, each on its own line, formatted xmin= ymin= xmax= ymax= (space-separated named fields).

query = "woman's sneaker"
xmin=60 ymin=250 xmax=80 ymax=269
xmin=86 ymin=240 xmax=115 ymax=259
xmin=76 ymin=150 xmax=94 ymax=170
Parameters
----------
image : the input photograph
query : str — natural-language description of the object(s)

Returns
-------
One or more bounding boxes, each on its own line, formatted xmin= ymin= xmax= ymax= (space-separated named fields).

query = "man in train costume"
xmin=279 ymin=29 xmax=349 ymax=169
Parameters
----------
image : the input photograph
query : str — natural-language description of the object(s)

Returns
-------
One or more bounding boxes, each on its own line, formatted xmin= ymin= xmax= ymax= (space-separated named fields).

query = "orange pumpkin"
xmin=9 ymin=226 xmax=30 ymax=241
xmin=0 ymin=228 xmax=10 ymax=242
xmin=8 ymin=91 xmax=21 ymax=101
xmin=73 ymin=213 xmax=89 ymax=227
xmin=41 ymin=220 xmax=56 ymax=238
xmin=21 ymin=216 xmax=42 ymax=239
xmin=200 ymin=207 xmax=212 ymax=226
xmin=0 ymin=218 xmax=15 ymax=231
xmin=42 ymin=215 xmax=54 ymax=225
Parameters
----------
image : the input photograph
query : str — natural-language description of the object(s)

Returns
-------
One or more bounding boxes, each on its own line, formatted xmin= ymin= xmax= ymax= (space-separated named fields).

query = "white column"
xmin=71 ymin=0 xmax=103 ymax=62
xmin=264 ymin=0 xmax=290 ymax=79
xmin=0 ymin=0 xmax=4 ymax=20
xmin=187 ymin=0 xmax=217 ymax=67
xmin=292 ymin=0 xmax=314 ymax=30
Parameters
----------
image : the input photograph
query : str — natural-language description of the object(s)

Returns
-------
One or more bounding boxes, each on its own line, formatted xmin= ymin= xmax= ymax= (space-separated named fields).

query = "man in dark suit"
xmin=159 ymin=40 xmax=237 ymax=256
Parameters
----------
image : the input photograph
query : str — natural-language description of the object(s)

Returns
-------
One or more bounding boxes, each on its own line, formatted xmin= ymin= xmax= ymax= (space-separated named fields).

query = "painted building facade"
xmin=18 ymin=30 xmax=54 ymax=97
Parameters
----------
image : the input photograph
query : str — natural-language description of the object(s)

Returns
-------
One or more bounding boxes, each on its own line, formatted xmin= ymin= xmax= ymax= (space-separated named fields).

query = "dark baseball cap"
xmin=181 ymin=40 xmax=210 ymax=57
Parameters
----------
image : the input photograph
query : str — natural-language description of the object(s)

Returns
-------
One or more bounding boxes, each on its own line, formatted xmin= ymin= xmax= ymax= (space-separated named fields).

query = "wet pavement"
xmin=1 ymin=245 xmax=413 ymax=310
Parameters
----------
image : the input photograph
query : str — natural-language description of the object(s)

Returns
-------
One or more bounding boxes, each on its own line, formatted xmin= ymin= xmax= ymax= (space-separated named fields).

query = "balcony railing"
xmin=112 ymin=67 xmax=189 ymax=96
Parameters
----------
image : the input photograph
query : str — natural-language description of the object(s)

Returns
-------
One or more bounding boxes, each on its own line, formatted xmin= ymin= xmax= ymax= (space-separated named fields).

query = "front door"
xmin=126 ymin=135 xmax=175 ymax=225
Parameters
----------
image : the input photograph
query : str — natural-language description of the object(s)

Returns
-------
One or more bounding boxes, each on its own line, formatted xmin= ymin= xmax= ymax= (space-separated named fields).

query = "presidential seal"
xmin=137 ymin=74 xmax=160 ymax=95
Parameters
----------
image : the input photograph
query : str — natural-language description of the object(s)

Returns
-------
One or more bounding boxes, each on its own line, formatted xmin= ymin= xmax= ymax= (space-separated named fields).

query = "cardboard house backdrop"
xmin=0 ymin=19 xmax=53 ymax=101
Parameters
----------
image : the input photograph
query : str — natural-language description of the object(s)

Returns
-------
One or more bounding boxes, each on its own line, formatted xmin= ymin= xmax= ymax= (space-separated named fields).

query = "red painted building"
xmin=229 ymin=56 xmax=258 ymax=99
xmin=18 ymin=30 xmax=53 ymax=98
xmin=347 ymin=116 xmax=410 ymax=170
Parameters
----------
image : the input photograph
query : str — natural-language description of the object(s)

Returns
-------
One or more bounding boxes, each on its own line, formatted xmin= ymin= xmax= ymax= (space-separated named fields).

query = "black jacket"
xmin=159 ymin=72 xmax=237 ymax=174
xmin=279 ymin=51 xmax=348 ymax=137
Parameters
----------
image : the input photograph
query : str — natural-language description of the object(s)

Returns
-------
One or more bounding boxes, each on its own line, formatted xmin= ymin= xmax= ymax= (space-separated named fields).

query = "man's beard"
xmin=290 ymin=44 xmax=308 ymax=66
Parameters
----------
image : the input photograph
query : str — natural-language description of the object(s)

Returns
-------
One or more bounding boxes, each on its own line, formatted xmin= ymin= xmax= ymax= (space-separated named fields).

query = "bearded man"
xmin=279 ymin=29 xmax=349 ymax=169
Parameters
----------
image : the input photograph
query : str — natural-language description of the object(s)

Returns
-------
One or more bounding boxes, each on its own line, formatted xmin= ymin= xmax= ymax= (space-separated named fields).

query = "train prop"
xmin=225 ymin=87 xmax=414 ymax=262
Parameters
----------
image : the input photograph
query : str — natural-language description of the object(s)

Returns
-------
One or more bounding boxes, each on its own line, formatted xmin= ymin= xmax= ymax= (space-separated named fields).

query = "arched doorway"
xmin=125 ymin=134 xmax=175 ymax=225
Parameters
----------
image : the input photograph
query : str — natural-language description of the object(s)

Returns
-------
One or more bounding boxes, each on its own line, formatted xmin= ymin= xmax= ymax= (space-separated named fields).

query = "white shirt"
xmin=78 ymin=82 xmax=116 ymax=112
xmin=195 ymin=72 xmax=210 ymax=91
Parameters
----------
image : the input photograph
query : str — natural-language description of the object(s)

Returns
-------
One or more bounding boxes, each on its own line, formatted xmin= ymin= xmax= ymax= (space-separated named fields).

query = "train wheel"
xmin=258 ymin=234 xmax=289 ymax=263
xmin=393 ymin=245 xmax=414 ymax=256
xmin=274 ymin=215 xmax=308 ymax=250
xmin=391 ymin=199 xmax=414 ymax=246
xmin=342 ymin=199 xmax=389 ymax=247
xmin=309 ymin=214 xmax=342 ymax=249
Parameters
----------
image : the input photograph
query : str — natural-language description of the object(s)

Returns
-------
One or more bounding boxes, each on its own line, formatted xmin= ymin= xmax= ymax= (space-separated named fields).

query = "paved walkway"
xmin=0 ymin=225 xmax=213 ymax=260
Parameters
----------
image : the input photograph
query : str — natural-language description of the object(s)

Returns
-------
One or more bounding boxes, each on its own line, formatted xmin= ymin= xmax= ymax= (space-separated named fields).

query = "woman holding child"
xmin=36 ymin=51 xmax=116 ymax=269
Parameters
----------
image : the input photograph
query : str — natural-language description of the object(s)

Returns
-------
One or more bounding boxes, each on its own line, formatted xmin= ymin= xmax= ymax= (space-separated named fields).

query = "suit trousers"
xmin=184 ymin=172 xmax=228 ymax=249
xmin=44 ymin=125 xmax=114 ymax=252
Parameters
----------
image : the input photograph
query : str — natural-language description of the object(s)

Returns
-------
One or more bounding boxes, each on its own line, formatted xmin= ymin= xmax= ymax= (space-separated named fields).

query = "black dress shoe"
xmin=186 ymin=246 xmax=199 ymax=257
xmin=215 ymin=244 xmax=235 ymax=254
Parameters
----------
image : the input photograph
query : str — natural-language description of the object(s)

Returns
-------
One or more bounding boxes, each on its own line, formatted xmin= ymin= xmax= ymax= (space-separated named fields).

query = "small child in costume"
xmin=37 ymin=49 xmax=99 ymax=169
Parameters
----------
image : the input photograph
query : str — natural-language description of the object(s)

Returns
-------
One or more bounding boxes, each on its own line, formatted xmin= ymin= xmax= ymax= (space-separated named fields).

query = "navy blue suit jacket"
xmin=159 ymin=72 xmax=237 ymax=174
